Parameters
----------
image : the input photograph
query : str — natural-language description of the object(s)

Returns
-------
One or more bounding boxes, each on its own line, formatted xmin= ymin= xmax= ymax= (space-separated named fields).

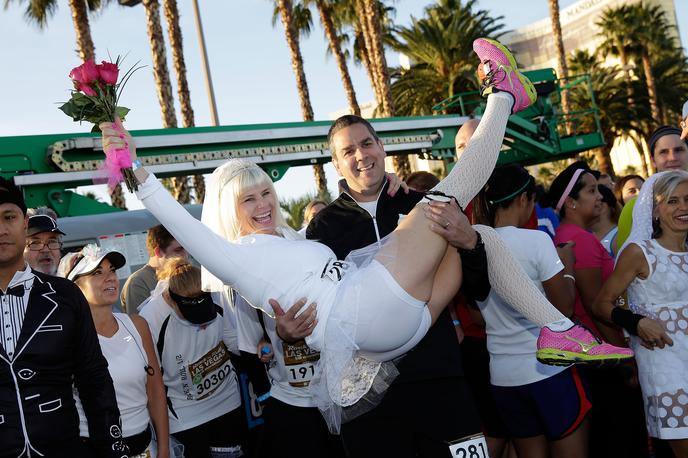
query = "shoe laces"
xmin=479 ymin=60 xmax=515 ymax=97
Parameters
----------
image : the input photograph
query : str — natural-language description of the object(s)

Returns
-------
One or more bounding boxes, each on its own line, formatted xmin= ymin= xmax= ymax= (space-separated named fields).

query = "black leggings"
xmin=172 ymin=408 xmax=246 ymax=458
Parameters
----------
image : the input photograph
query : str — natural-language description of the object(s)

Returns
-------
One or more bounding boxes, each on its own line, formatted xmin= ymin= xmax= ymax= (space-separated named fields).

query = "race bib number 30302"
xmin=448 ymin=434 xmax=489 ymax=458
xmin=188 ymin=341 xmax=233 ymax=400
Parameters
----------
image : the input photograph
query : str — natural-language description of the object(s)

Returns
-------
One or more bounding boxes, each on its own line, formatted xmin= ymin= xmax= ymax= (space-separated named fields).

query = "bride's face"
xmin=236 ymin=183 xmax=278 ymax=236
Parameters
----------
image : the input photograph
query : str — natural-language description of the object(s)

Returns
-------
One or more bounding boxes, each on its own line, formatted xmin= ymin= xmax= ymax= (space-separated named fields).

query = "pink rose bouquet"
xmin=59 ymin=56 xmax=142 ymax=192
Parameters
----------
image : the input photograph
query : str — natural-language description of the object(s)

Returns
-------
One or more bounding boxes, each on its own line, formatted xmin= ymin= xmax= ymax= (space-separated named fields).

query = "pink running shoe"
xmin=536 ymin=324 xmax=634 ymax=366
xmin=473 ymin=38 xmax=537 ymax=114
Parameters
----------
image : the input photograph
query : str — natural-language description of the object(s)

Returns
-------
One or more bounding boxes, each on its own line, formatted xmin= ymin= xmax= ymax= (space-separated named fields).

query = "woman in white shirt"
xmin=472 ymin=165 xmax=590 ymax=458
xmin=139 ymin=257 xmax=245 ymax=458
xmin=62 ymin=245 xmax=169 ymax=457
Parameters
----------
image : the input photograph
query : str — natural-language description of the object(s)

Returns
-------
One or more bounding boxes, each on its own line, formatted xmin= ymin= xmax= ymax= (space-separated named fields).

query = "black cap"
xmin=27 ymin=215 xmax=66 ymax=237
xmin=0 ymin=177 xmax=26 ymax=215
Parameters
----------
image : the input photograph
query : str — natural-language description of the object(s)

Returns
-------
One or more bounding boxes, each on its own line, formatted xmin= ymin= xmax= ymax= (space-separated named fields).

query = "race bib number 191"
xmin=448 ymin=434 xmax=489 ymax=458
xmin=282 ymin=339 xmax=320 ymax=387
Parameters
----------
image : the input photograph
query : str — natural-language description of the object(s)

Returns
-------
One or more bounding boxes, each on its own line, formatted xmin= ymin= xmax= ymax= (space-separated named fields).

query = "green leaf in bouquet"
xmin=58 ymin=100 xmax=80 ymax=121
xmin=115 ymin=106 xmax=130 ymax=121
xmin=70 ymin=92 xmax=95 ymax=108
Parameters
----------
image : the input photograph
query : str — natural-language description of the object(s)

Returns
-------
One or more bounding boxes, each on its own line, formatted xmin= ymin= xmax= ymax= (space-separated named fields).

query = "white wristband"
xmin=563 ymin=274 xmax=575 ymax=282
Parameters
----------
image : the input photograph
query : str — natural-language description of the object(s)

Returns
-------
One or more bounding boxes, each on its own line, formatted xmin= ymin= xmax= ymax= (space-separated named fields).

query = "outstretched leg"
xmin=376 ymin=92 xmax=514 ymax=303
xmin=372 ymin=38 xmax=633 ymax=366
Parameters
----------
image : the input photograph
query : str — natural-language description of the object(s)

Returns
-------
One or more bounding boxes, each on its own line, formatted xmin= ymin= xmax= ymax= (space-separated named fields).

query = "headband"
xmin=649 ymin=126 xmax=684 ymax=157
xmin=488 ymin=177 xmax=532 ymax=205
xmin=555 ymin=168 xmax=585 ymax=212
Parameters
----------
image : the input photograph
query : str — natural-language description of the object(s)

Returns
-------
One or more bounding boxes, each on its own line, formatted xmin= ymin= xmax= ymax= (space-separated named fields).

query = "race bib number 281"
xmin=448 ymin=434 xmax=489 ymax=458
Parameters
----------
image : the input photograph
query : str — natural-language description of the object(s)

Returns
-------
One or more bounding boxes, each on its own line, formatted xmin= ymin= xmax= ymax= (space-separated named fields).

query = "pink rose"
xmin=77 ymin=82 xmax=97 ymax=97
xmin=97 ymin=61 xmax=119 ymax=86
xmin=69 ymin=59 xmax=99 ymax=85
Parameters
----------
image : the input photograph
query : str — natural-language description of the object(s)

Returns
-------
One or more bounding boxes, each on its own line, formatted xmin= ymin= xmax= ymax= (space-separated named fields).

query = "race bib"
xmin=322 ymin=259 xmax=352 ymax=283
xmin=188 ymin=341 xmax=234 ymax=400
xmin=448 ymin=434 xmax=489 ymax=458
xmin=282 ymin=339 xmax=320 ymax=387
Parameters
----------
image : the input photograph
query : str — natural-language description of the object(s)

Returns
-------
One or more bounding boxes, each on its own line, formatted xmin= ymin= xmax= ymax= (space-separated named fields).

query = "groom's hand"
xmin=269 ymin=298 xmax=318 ymax=343
xmin=424 ymin=200 xmax=478 ymax=250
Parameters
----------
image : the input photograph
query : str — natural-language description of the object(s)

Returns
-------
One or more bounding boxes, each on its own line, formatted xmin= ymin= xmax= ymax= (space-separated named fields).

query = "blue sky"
xmin=1 ymin=0 xmax=686 ymax=204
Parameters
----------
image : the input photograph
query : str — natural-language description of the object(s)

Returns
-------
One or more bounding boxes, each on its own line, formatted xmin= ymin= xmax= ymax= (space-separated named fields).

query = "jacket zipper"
xmin=340 ymin=179 xmax=387 ymax=243
xmin=371 ymin=216 xmax=381 ymax=242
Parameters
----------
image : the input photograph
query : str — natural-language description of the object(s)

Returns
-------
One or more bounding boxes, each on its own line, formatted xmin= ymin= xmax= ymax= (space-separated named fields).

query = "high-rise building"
xmin=503 ymin=0 xmax=682 ymax=176
xmin=502 ymin=0 xmax=680 ymax=71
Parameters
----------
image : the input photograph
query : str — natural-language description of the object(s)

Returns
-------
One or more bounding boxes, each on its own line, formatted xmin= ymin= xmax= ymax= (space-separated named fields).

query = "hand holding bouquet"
xmin=59 ymin=57 xmax=141 ymax=192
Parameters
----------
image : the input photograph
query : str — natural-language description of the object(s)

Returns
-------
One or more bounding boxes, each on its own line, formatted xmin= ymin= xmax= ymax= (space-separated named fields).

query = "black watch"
xmin=458 ymin=231 xmax=484 ymax=255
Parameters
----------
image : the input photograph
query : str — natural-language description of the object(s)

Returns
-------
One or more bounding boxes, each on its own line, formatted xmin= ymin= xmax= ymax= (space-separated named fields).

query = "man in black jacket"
xmin=303 ymin=115 xmax=489 ymax=457
xmin=0 ymin=178 xmax=125 ymax=458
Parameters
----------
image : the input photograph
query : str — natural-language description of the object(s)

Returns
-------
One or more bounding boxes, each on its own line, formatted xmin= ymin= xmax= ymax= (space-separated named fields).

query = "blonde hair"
xmin=208 ymin=159 xmax=299 ymax=241
xmin=157 ymin=257 xmax=201 ymax=297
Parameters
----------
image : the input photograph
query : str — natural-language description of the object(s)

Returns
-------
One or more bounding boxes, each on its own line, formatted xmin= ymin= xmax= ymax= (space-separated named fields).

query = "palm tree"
xmin=273 ymin=0 xmax=328 ymax=197
xmin=389 ymin=0 xmax=504 ymax=116
xmin=141 ymin=0 xmax=193 ymax=204
xmin=568 ymin=49 xmax=635 ymax=176
xmin=7 ymin=0 xmax=128 ymax=209
xmin=547 ymin=0 xmax=571 ymax=117
xmin=347 ymin=0 xmax=412 ymax=177
xmin=596 ymin=5 xmax=637 ymax=92
xmin=598 ymin=3 xmax=674 ymax=125
xmin=280 ymin=193 xmax=317 ymax=229
xmin=310 ymin=0 xmax=360 ymax=116
xmin=162 ymin=0 xmax=205 ymax=203
xmin=650 ymin=48 xmax=688 ymax=125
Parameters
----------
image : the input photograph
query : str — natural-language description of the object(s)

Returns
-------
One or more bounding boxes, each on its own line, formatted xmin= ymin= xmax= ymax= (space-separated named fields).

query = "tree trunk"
xmin=143 ymin=0 xmax=190 ymax=203
xmin=361 ymin=0 xmax=393 ymax=116
xmin=109 ymin=183 xmax=126 ymax=209
xmin=68 ymin=0 xmax=95 ymax=61
xmin=353 ymin=0 xmax=383 ymax=108
xmin=277 ymin=0 xmax=328 ymax=196
xmin=548 ymin=0 xmax=571 ymax=119
xmin=163 ymin=0 xmax=204 ymax=203
xmin=192 ymin=174 xmax=206 ymax=203
xmin=629 ymin=133 xmax=649 ymax=177
xmin=316 ymin=0 xmax=360 ymax=116
xmin=277 ymin=0 xmax=314 ymax=121
xmin=356 ymin=29 xmax=382 ymax=105
xmin=313 ymin=164 xmax=328 ymax=199
xmin=143 ymin=0 xmax=178 ymax=129
xmin=69 ymin=0 xmax=129 ymax=209
xmin=360 ymin=0 xmax=411 ymax=178
xmin=163 ymin=0 xmax=194 ymax=127
xmin=593 ymin=147 xmax=615 ymax=177
xmin=641 ymin=50 xmax=661 ymax=123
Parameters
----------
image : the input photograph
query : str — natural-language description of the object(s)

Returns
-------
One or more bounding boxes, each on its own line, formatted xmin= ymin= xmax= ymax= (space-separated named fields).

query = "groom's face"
xmin=331 ymin=123 xmax=387 ymax=199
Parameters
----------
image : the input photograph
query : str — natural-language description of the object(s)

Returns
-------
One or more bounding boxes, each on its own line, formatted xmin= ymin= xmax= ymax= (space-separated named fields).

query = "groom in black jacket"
xmin=0 ymin=178 xmax=125 ymax=458
xmin=303 ymin=115 xmax=489 ymax=457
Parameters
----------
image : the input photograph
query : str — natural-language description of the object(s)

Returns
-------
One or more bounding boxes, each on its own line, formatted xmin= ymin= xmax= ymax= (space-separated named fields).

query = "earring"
xmin=572 ymin=204 xmax=576 ymax=209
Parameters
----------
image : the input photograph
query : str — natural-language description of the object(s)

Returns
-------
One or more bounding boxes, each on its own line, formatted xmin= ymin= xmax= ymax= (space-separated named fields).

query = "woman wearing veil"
xmin=100 ymin=38 xmax=633 ymax=431
xmin=594 ymin=170 xmax=688 ymax=456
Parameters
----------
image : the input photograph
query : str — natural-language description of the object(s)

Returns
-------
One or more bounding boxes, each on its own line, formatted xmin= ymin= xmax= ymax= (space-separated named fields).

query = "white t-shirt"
xmin=235 ymin=293 xmax=320 ymax=408
xmin=477 ymin=226 xmax=568 ymax=387
xmin=75 ymin=313 xmax=150 ymax=438
xmin=139 ymin=292 xmax=241 ymax=434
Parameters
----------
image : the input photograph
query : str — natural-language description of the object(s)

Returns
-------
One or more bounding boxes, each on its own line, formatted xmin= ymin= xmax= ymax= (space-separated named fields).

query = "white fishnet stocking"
xmin=433 ymin=92 xmax=566 ymax=327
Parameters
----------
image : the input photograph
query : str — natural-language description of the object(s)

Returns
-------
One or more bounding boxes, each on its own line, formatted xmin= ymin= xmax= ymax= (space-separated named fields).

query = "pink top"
xmin=554 ymin=223 xmax=614 ymax=335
